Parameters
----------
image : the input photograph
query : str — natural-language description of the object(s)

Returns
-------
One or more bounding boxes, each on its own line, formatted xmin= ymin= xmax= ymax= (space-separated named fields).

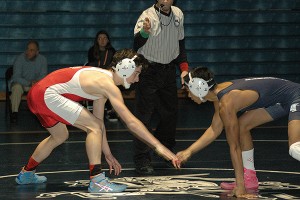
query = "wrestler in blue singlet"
xmin=217 ymin=77 xmax=300 ymax=121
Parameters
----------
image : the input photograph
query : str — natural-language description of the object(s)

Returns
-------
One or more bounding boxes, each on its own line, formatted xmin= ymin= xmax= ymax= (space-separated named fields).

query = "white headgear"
xmin=113 ymin=55 xmax=137 ymax=89
xmin=184 ymin=73 xmax=215 ymax=102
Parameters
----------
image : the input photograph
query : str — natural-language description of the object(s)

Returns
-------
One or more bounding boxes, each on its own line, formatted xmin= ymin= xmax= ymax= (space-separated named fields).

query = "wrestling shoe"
xmin=15 ymin=167 xmax=47 ymax=184
xmin=220 ymin=168 xmax=259 ymax=190
xmin=88 ymin=172 xmax=127 ymax=193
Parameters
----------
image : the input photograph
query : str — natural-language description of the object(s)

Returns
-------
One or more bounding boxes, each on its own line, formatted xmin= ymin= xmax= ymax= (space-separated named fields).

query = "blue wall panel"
xmin=0 ymin=0 xmax=299 ymax=92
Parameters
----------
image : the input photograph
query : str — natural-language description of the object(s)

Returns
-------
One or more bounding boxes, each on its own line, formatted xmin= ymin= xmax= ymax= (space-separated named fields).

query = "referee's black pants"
xmin=134 ymin=63 xmax=178 ymax=162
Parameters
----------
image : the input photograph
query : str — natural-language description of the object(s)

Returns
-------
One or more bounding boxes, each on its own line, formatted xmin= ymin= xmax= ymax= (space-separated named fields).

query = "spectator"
xmin=87 ymin=30 xmax=118 ymax=122
xmin=10 ymin=40 xmax=48 ymax=123
xmin=87 ymin=30 xmax=116 ymax=69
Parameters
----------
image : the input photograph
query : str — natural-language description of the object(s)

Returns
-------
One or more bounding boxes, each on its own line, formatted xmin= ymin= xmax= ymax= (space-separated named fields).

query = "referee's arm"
xmin=175 ymin=38 xmax=189 ymax=72
xmin=133 ymin=29 xmax=149 ymax=51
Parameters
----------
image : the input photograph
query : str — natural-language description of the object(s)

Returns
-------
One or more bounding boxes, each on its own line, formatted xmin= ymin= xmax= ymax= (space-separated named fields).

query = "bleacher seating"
xmin=0 ymin=0 xmax=300 ymax=94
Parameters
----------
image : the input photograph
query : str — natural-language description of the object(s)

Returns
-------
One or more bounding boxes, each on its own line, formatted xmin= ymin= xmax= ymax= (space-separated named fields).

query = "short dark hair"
xmin=191 ymin=67 xmax=217 ymax=90
xmin=156 ymin=0 xmax=177 ymax=5
xmin=109 ymin=48 xmax=149 ymax=71
xmin=27 ymin=40 xmax=39 ymax=50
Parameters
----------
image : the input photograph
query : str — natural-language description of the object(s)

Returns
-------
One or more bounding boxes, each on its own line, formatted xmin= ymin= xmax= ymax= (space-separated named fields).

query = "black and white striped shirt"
xmin=134 ymin=5 xmax=184 ymax=64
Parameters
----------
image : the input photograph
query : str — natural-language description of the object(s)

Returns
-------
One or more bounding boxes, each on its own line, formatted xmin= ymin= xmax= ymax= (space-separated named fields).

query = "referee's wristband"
xmin=180 ymin=62 xmax=189 ymax=72
xmin=140 ymin=28 xmax=150 ymax=38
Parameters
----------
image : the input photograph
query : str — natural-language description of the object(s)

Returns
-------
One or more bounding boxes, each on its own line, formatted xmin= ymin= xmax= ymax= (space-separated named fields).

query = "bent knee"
xmin=289 ymin=141 xmax=300 ymax=161
xmin=11 ymin=83 xmax=23 ymax=92
xmin=239 ymin=123 xmax=252 ymax=133
xmin=88 ymin=119 xmax=104 ymax=134
xmin=52 ymin=133 xmax=69 ymax=145
xmin=238 ymin=118 xmax=252 ymax=132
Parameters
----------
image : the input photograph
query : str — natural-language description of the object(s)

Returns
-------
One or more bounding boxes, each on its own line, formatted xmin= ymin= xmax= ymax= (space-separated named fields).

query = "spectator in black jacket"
xmin=87 ymin=30 xmax=118 ymax=122
xmin=87 ymin=30 xmax=116 ymax=69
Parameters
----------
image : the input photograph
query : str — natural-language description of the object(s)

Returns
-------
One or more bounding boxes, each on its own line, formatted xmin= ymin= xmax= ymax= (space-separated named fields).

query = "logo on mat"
xmin=35 ymin=169 xmax=300 ymax=199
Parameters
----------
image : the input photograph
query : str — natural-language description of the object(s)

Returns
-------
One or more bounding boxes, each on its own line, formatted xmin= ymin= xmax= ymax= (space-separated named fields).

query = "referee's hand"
xmin=180 ymin=71 xmax=189 ymax=89
xmin=143 ymin=17 xmax=151 ymax=34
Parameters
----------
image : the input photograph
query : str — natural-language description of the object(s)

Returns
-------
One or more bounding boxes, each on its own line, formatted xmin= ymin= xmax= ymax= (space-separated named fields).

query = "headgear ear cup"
xmin=184 ymin=72 xmax=214 ymax=102
xmin=113 ymin=55 xmax=138 ymax=89
xmin=188 ymin=77 xmax=209 ymax=102
xmin=114 ymin=55 xmax=137 ymax=78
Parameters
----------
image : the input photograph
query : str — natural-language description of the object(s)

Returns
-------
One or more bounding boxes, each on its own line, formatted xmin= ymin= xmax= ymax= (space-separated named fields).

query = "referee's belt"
xmin=149 ymin=61 xmax=175 ymax=69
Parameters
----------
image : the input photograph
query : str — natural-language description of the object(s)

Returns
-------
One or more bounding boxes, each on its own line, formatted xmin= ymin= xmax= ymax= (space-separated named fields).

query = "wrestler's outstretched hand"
xmin=176 ymin=149 xmax=192 ymax=164
xmin=154 ymin=145 xmax=181 ymax=169
xmin=105 ymin=154 xmax=122 ymax=176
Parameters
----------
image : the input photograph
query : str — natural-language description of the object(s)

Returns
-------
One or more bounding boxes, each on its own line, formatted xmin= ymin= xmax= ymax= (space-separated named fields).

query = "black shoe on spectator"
xmin=135 ymin=158 xmax=154 ymax=175
xmin=10 ymin=112 xmax=18 ymax=123
xmin=105 ymin=110 xmax=118 ymax=122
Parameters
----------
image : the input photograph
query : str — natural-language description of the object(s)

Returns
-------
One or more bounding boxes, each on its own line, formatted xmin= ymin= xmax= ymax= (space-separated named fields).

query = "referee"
xmin=133 ymin=0 xmax=189 ymax=175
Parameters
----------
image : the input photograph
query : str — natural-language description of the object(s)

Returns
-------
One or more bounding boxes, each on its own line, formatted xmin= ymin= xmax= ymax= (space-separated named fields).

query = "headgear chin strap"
xmin=184 ymin=73 xmax=215 ymax=102
xmin=113 ymin=55 xmax=137 ymax=89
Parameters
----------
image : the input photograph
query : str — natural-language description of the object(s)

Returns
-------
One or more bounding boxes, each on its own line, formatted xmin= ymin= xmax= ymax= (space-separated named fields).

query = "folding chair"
xmin=5 ymin=67 xmax=13 ymax=114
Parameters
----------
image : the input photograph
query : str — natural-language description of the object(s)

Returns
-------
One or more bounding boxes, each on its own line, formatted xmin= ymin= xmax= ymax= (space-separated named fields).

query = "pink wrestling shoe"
xmin=220 ymin=168 xmax=259 ymax=190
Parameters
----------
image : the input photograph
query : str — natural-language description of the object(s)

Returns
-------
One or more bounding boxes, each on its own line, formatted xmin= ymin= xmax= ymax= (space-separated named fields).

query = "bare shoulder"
xmin=81 ymin=70 xmax=112 ymax=83
xmin=80 ymin=70 xmax=115 ymax=96
xmin=216 ymin=82 xmax=233 ymax=92
xmin=221 ymin=89 xmax=258 ymax=112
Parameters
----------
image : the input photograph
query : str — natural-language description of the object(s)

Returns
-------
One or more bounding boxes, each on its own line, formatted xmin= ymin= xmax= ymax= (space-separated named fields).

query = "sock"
xmin=242 ymin=149 xmax=255 ymax=170
xmin=89 ymin=164 xmax=102 ymax=177
xmin=24 ymin=157 xmax=39 ymax=171
xmin=289 ymin=141 xmax=300 ymax=161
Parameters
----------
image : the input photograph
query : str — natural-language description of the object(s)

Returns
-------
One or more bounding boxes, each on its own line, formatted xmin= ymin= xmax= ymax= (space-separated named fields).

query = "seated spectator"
xmin=10 ymin=40 xmax=48 ymax=123
xmin=87 ymin=30 xmax=118 ymax=122
xmin=87 ymin=30 xmax=116 ymax=68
